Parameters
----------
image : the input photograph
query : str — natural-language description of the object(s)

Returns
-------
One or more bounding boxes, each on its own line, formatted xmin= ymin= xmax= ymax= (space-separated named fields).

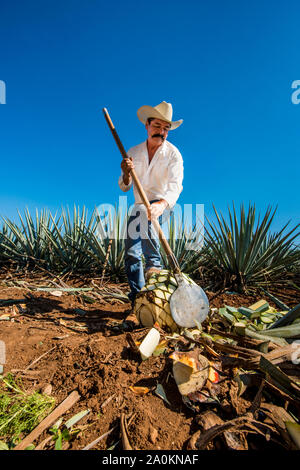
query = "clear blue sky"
xmin=0 ymin=0 xmax=299 ymax=235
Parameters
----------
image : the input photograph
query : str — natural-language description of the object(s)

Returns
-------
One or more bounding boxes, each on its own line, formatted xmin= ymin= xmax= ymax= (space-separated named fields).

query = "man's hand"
xmin=147 ymin=200 xmax=168 ymax=220
xmin=121 ymin=157 xmax=134 ymax=185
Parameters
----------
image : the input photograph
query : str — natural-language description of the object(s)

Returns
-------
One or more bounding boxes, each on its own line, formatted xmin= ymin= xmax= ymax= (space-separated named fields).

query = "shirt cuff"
xmin=118 ymin=173 xmax=133 ymax=192
xmin=163 ymin=194 xmax=177 ymax=209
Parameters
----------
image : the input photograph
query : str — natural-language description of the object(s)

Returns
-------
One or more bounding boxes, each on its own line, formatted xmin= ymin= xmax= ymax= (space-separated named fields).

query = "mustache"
xmin=152 ymin=134 xmax=165 ymax=139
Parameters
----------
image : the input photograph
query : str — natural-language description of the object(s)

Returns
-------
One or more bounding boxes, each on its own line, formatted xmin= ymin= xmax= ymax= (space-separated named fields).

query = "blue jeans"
xmin=125 ymin=201 xmax=162 ymax=304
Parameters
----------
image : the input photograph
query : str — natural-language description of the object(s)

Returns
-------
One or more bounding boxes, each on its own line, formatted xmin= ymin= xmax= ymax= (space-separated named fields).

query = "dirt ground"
xmin=1 ymin=272 xmax=299 ymax=451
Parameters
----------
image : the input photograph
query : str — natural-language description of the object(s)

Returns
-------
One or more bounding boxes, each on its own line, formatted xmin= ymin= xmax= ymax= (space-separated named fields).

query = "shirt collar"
xmin=144 ymin=139 xmax=167 ymax=155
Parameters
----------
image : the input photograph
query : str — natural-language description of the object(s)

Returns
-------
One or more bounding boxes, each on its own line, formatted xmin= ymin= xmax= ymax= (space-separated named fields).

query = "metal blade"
xmin=170 ymin=279 xmax=209 ymax=328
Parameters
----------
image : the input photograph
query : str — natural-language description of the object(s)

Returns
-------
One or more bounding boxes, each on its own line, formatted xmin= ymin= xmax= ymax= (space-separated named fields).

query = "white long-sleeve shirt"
xmin=118 ymin=140 xmax=184 ymax=208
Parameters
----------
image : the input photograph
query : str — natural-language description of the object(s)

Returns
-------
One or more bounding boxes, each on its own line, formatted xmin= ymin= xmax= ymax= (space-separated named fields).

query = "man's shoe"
xmin=123 ymin=303 xmax=138 ymax=323
xmin=122 ymin=310 xmax=139 ymax=331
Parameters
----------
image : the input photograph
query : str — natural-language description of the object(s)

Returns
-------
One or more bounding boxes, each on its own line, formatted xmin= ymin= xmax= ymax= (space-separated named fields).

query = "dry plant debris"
xmin=0 ymin=274 xmax=299 ymax=451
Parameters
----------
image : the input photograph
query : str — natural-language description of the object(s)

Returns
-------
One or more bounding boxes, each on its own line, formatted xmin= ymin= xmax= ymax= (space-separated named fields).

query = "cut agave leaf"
xmin=193 ymin=320 xmax=203 ymax=332
xmin=172 ymin=360 xmax=209 ymax=396
xmin=258 ymin=341 xmax=270 ymax=354
xmin=232 ymin=311 xmax=243 ymax=320
xmin=268 ymin=303 xmax=300 ymax=330
xmin=259 ymin=356 xmax=300 ymax=401
xmin=260 ymin=316 xmax=274 ymax=324
xmin=234 ymin=322 xmax=246 ymax=336
xmin=250 ymin=311 xmax=261 ymax=319
xmin=219 ymin=310 xmax=235 ymax=324
xmin=155 ymin=384 xmax=171 ymax=406
xmin=218 ymin=307 xmax=226 ymax=314
xmin=201 ymin=332 xmax=215 ymax=340
xmin=261 ymin=288 xmax=290 ymax=311
xmin=225 ymin=305 xmax=239 ymax=314
xmin=260 ymin=323 xmax=300 ymax=338
xmin=153 ymin=340 xmax=168 ymax=356
xmin=255 ymin=303 xmax=270 ymax=313
xmin=52 ymin=418 xmax=63 ymax=430
xmin=249 ymin=299 xmax=269 ymax=312
xmin=65 ymin=409 xmax=90 ymax=429
xmin=265 ymin=307 xmax=278 ymax=314
xmin=285 ymin=422 xmax=300 ymax=449
xmin=238 ymin=307 xmax=254 ymax=318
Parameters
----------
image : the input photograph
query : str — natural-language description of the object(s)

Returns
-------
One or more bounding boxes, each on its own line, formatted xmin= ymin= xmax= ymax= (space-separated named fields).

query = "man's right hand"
xmin=121 ymin=157 xmax=134 ymax=185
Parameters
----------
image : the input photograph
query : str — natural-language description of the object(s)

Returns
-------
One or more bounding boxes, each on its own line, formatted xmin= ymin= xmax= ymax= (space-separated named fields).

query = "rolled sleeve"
xmin=118 ymin=173 xmax=133 ymax=192
xmin=163 ymin=153 xmax=184 ymax=208
xmin=118 ymin=148 xmax=134 ymax=192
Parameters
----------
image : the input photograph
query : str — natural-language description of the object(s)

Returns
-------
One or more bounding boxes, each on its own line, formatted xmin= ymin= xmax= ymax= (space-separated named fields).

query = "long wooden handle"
xmin=102 ymin=107 xmax=180 ymax=273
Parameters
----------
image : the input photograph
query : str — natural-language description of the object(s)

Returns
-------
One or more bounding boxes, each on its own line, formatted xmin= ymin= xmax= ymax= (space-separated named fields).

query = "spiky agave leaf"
xmin=0 ymin=222 xmax=17 ymax=264
xmin=43 ymin=206 xmax=100 ymax=273
xmin=202 ymin=203 xmax=300 ymax=292
xmin=74 ymin=205 xmax=127 ymax=280
xmin=92 ymin=205 xmax=127 ymax=279
xmin=0 ymin=208 xmax=59 ymax=268
xmin=159 ymin=213 xmax=205 ymax=275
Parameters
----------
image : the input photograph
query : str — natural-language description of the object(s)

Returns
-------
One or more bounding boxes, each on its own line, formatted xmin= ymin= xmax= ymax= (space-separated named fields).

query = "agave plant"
xmin=86 ymin=205 xmax=127 ymax=280
xmin=44 ymin=206 xmax=100 ymax=274
xmin=202 ymin=203 xmax=300 ymax=292
xmin=257 ymin=232 xmax=299 ymax=276
xmin=0 ymin=223 xmax=14 ymax=265
xmin=0 ymin=223 xmax=9 ymax=260
xmin=283 ymin=242 xmax=300 ymax=289
xmin=0 ymin=205 xmax=128 ymax=277
xmin=159 ymin=213 xmax=205 ymax=275
xmin=1 ymin=203 xmax=298 ymax=293
xmin=0 ymin=209 xmax=58 ymax=269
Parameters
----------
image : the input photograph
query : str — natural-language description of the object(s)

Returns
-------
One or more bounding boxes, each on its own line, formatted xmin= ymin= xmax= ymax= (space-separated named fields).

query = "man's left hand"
xmin=147 ymin=200 xmax=168 ymax=220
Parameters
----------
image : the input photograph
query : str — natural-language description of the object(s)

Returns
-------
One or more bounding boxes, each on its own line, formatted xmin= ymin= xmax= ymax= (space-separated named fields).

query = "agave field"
xmin=0 ymin=203 xmax=299 ymax=293
xmin=0 ymin=203 xmax=300 ymax=451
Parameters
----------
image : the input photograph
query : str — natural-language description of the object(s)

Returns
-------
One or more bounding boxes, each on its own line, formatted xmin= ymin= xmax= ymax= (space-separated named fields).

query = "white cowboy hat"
xmin=137 ymin=101 xmax=183 ymax=130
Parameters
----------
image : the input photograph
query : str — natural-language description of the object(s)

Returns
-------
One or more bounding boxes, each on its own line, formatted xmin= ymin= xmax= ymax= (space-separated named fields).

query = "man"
xmin=119 ymin=101 xmax=184 ymax=307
